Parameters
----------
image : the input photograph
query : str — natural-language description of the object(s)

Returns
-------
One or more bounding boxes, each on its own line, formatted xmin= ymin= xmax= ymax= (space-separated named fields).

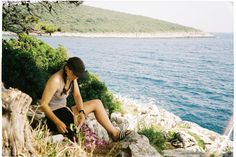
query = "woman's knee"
xmin=93 ymin=99 xmax=103 ymax=108
xmin=83 ymin=99 xmax=104 ymax=113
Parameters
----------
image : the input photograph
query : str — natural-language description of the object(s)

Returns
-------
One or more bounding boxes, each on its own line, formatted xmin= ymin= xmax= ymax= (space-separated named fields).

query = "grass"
xmin=29 ymin=106 xmax=119 ymax=157
xmin=29 ymin=3 xmax=200 ymax=33
xmin=32 ymin=122 xmax=89 ymax=157
xmin=138 ymin=127 xmax=166 ymax=154
xmin=178 ymin=123 xmax=191 ymax=129
xmin=188 ymin=131 xmax=206 ymax=150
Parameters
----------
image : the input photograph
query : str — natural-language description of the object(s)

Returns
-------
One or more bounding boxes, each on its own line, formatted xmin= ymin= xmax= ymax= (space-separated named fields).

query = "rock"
xmin=176 ymin=121 xmax=234 ymax=155
xmin=117 ymin=132 xmax=162 ymax=157
xmin=88 ymin=111 xmax=162 ymax=157
xmin=84 ymin=112 xmax=110 ymax=141
xmin=114 ymin=95 xmax=234 ymax=155
xmin=49 ymin=134 xmax=64 ymax=143
xmin=111 ymin=112 xmax=130 ymax=131
xmin=163 ymin=149 xmax=204 ymax=157
xmin=141 ymin=105 xmax=160 ymax=116
xmin=92 ymin=130 xmax=162 ymax=157
xmin=170 ymin=132 xmax=196 ymax=148
xmin=223 ymin=151 xmax=233 ymax=157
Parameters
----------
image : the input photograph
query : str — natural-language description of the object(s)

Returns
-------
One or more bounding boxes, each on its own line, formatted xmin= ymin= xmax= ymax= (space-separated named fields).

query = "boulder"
xmin=170 ymin=132 xmax=196 ymax=148
xmin=115 ymin=132 xmax=162 ymax=157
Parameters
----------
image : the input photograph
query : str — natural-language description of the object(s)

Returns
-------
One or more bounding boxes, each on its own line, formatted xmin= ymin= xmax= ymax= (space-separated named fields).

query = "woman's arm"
xmin=40 ymin=75 xmax=68 ymax=133
xmin=72 ymin=79 xmax=86 ymax=126
xmin=73 ymin=79 xmax=84 ymax=111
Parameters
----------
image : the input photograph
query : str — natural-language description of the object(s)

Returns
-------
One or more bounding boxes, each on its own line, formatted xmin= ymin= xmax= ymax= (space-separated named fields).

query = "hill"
xmin=35 ymin=4 xmax=201 ymax=34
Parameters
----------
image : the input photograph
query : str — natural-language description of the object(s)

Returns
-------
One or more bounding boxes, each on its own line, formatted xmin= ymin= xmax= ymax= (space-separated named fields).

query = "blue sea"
xmin=4 ymin=33 xmax=234 ymax=134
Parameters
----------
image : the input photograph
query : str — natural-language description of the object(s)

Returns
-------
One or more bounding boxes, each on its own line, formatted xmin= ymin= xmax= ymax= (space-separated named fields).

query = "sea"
xmin=3 ymin=33 xmax=234 ymax=134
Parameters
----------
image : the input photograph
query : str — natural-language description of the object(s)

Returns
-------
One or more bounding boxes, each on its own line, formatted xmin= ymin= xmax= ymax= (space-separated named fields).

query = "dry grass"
xmin=31 ymin=120 xmax=123 ymax=157
xmin=29 ymin=106 xmax=122 ymax=157
xmin=31 ymin=121 xmax=89 ymax=157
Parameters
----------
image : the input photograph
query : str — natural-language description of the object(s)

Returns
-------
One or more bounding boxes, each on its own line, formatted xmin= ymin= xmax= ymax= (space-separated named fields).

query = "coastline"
xmin=2 ymin=31 xmax=214 ymax=38
xmin=111 ymin=95 xmax=233 ymax=155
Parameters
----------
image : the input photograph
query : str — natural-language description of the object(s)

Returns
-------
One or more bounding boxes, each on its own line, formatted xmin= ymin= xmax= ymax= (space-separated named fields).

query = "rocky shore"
xmin=2 ymin=86 xmax=233 ymax=157
xmin=3 ymin=31 xmax=214 ymax=38
xmin=86 ymin=95 xmax=233 ymax=157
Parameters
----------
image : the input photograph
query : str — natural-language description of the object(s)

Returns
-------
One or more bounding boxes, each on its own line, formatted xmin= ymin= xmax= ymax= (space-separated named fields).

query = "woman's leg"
xmin=71 ymin=99 xmax=120 ymax=138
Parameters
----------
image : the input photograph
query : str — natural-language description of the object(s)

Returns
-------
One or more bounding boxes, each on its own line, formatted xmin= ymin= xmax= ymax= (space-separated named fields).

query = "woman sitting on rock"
xmin=40 ymin=57 xmax=131 ymax=142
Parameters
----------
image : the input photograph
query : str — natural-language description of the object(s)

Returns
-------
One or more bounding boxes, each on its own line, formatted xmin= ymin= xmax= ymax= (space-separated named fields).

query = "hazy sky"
xmin=84 ymin=1 xmax=234 ymax=33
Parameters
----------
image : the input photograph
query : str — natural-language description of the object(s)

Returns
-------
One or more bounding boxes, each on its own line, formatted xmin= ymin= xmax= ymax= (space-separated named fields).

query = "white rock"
xmin=50 ymin=134 xmax=64 ymax=143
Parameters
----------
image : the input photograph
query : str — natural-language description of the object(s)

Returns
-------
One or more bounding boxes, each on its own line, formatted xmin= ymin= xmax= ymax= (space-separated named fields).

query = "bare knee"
xmin=83 ymin=99 xmax=104 ymax=114
xmin=94 ymin=99 xmax=103 ymax=105
xmin=93 ymin=99 xmax=103 ymax=109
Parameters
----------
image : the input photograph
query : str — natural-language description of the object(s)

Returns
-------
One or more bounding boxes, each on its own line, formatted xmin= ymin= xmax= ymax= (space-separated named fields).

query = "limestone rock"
xmin=170 ymin=132 xmax=196 ymax=148
xmin=84 ymin=112 xmax=110 ymax=141
xmin=111 ymin=112 xmax=130 ymax=131
xmin=163 ymin=149 xmax=204 ymax=157
xmin=114 ymin=95 xmax=233 ymax=156
xmin=116 ymin=132 xmax=162 ymax=157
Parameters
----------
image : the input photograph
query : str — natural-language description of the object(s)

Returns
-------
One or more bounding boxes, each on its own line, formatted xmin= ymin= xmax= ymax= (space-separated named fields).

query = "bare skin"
xmin=40 ymin=66 xmax=124 ymax=140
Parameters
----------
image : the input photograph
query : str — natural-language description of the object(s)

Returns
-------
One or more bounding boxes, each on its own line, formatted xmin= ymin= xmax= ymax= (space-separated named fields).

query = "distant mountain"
xmin=37 ymin=4 xmax=202 ymax=33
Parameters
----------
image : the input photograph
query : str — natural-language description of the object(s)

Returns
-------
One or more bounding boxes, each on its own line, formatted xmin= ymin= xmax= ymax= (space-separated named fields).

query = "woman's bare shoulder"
xmin=47 ymin=70 xmax=63 ymax=86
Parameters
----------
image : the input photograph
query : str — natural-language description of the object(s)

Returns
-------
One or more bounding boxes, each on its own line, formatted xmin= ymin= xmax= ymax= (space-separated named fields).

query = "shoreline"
xmin=114 ymin=95 xmax=226 ymax=135
xmin=112 ymin=95 xmax=233 ymax=155
xmin=3 ymin=31 xmax=214 ymax=38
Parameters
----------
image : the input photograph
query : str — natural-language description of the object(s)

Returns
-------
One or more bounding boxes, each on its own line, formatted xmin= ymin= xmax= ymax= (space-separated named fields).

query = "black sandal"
xmin=112 ymin=129 xmax=133 ymax=142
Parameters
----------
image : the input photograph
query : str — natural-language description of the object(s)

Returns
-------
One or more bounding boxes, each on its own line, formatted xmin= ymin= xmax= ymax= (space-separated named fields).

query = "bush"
xmin=68 ymin=73 xmax=122 ymax=114
xmin=2 ymin=34 xmax=121 ymax=114
xmin=2 ymin=33 xmax=68 ymax=103
xmin=34 ymin=22 xmax=59 ymax=35
xmin=138 ymin=127 xmax=166 ymax=154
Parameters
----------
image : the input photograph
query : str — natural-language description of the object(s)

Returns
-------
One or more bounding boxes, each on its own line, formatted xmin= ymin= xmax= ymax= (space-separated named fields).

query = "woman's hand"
xmin=56 ymin=120 xmax=68 ymax=134
xmin=74 ymin=115 xmax=79 ymax=127
xmin=78 ymin=112 xmax=86 ymax=127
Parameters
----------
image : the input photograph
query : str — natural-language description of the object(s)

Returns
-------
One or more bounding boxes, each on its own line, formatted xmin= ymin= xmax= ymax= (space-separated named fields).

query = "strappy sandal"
xmin=112 ymin=129 xmax=133 ymax=142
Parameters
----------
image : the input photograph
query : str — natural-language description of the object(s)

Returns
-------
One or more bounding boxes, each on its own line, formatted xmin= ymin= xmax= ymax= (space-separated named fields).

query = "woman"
xmin=40 ymin=57 xmax=131 ymax=142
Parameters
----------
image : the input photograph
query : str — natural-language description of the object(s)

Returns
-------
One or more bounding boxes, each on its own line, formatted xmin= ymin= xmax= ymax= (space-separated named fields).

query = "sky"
xmin=84 ymin=1 xmax=234 ymax=33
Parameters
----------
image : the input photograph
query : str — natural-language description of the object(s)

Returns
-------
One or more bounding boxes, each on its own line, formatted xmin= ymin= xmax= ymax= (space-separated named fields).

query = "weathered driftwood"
xmin=2 ymin=87 xmax=36 ymax=156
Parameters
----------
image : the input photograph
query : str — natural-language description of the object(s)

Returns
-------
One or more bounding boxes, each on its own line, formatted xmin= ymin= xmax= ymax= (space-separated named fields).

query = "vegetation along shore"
xmin=3 ymin=31 xmax=213 ymax=38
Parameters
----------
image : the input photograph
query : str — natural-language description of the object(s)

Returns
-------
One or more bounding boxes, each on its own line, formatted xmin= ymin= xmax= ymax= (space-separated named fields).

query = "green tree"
xmin=35 ymin=22 xmax=59 ymax=35
xmin=2 ymin=1 xmax=83 ymax=34
xmin=2 ymin=34 xmax=68 ymax=103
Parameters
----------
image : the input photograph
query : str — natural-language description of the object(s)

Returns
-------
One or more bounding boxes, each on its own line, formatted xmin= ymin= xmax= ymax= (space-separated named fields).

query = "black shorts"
xmin=46 ymin=107 xmax=76 ymax=137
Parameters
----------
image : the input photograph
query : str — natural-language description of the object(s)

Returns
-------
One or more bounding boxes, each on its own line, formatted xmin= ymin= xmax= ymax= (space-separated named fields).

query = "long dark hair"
xmin=60 ymin=65 xmax=74 ymax=96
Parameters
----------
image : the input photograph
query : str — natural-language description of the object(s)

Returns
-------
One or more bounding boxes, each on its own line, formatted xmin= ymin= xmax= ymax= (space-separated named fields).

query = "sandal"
xmin=112 ymin=129 xmax=133 ymax=142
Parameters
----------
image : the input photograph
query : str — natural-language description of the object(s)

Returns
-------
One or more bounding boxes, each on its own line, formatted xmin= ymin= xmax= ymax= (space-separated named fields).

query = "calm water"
xmin=4 ymin=33 xmax=233 ymax=134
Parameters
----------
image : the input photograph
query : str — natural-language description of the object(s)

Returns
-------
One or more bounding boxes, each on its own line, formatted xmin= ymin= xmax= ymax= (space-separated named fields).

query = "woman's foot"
xmin=110 ymin=129 xmax=132 ymax=142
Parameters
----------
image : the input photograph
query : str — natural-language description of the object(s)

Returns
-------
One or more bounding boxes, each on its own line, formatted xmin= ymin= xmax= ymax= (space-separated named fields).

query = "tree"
xmin=35 ymin=22 xmax=59 ymax=35
xmin=2 ymin=0 xmax=83 ymax=34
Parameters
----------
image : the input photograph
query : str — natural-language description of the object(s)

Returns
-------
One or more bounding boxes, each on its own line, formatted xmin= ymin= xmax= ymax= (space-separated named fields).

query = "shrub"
xmin=68 ymin=73 xmax=122 ymax=114
xmin=2 ymin=33 xmax=68 ymax=103
xmin=2 ymin=34 xmax=121 ymax=114
xmin=34 ymin=22 xmax=59 ymax=35
xmin=138 ymin=127 xmax=166 ymax=154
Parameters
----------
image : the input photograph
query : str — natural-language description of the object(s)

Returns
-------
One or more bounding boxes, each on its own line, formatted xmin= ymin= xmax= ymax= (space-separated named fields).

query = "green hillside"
xmin=34 ymin=3 xmax=200 ymax=33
